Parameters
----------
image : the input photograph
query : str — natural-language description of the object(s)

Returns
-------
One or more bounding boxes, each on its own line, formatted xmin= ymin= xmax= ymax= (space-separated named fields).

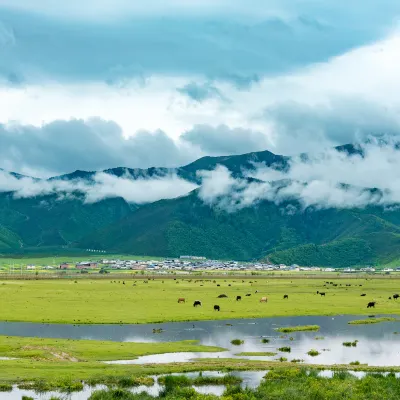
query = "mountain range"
xmin=1 ymin=144 xmax=400 ymax=267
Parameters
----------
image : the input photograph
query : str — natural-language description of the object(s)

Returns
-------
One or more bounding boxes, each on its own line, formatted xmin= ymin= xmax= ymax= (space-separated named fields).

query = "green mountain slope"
xmin=77 ymin=190 xmax=400 ymax=266
xmin=0 ymin=225 xmax=21 ymax=251
xmin=0 ymin=192 xmax=133 ymax=250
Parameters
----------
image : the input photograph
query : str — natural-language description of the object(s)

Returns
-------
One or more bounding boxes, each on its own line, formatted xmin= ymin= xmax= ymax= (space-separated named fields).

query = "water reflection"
xmin=1 ymin=315 xmax=400 ymax=366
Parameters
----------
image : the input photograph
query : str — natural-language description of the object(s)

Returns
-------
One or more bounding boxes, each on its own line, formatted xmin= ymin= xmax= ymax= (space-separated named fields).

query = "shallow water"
xmin=0 ymin=371 xmax=265 ymax=400
xmin=1 ymin=315 xmax=400 ymax=366
xmin=3 ymin=370 xmax=400 ymax=400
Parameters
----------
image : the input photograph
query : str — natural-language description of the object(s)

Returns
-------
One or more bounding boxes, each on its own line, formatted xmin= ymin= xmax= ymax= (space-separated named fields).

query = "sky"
xmin=2 ymin=0 xmax=400 ymax=178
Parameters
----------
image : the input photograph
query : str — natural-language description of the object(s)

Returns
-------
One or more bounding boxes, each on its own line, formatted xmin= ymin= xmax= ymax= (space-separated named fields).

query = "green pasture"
xmin=1 ymin=277 xmax=400 ymax=324
xmin=0 ymin=336 xmax=223 ymax=362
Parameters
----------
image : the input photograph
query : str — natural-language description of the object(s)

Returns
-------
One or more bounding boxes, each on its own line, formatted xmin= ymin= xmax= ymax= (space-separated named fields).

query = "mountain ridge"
xmin=0 ymin=143 xmax=399 ymax=267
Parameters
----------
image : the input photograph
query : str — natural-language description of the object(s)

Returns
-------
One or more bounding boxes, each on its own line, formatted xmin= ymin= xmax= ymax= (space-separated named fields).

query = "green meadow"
xmin=1 ymin=277 xmax=400 ymax=324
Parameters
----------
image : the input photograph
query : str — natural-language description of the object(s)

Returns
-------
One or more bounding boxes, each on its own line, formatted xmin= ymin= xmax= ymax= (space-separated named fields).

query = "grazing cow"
xmin=193 ymin=300 xmax=202 ymax=307
xmin=255 ymin=290 xmax=258 ymax=294
xmin=236 ymin=296 xmax=242 ymax=301
xmin=246 ymin=293 xmax=251 ymax=297
xmin=320 ymin=292 xmax=326 ymax=296
xmin=228 ymin=284 xmax=231 ymax=287
xmin=217 ymin=284 xmax=220 ymax=287
xmin=367 ymin=301 xmax=376 ymax=308
xmin=178 ymin=298 xmax=185 ymax=303
xmin=214 ymin=305 xmax=220 ymax=311
xmin=218 ymin=294 xmax=228 ymax=298
xmin=360 ymin=294 xmax=366 ymax=297
xmin=283 ymin=294 xmax=288 ymax=299
xmin=394 ymin=294 xmax=400 ymax=300
xmin=317 ymin=291 xmax=319 ymax=294
xmin=260 ymin=297 xmax=268 ymax=303
xmin=389 ymin=297 xmax=392 ymax=300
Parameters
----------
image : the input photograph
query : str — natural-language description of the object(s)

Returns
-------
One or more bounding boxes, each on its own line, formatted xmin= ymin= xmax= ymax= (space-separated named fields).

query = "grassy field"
xmin=1 ymin=277 xmax=400 ymax=324
xmin=0 ymin=336 xmax=224 ymax=362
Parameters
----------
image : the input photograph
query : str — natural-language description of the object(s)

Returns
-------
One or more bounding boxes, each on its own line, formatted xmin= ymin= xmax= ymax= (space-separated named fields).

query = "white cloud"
xmin=198 ymin=141 xmax=400 ymax=211
xmin=0 ymin=170 xmax=197 ymax=204
xmin=3 ymin=30 xmax=400 ymax=159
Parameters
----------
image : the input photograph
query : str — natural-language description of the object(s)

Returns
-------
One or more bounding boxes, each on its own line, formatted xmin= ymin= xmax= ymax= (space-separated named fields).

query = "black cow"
xmin=394 ymin=294 xmax=400 ymax=300
xmin=245 ymin=293 xmax=251 ymax=297
xmin=360 ymin=294 xmax=366 ymax=297
xmin=193 ymin=300 xmax=202 ymax=307
xmin=320 ymin=292 xmax=326 ymax=296
xmin=214 ymin=305 xmax=220 ymax=311
xmin=217 ymin=284 xmax=220 ymax=287
xmin=236 ymin=296 xmax=242 ymax=301
xmin=283 ymin=294 xmax=288 ymax=299
xmin=218 ymin=294 xmax=228 ymax=298
xmin=367 ymin=301 xmax=376 ymax=308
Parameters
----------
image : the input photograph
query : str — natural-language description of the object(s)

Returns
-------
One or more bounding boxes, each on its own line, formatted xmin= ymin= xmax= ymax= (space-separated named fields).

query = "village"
xmin=18 ymin=256 xmax=400 ymax=274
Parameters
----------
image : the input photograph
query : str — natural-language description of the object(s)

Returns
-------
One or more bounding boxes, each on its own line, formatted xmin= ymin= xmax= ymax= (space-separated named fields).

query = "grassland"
xmin=1 ymin=277 xmax=400 ymax=324
xmin=0 ymin=336 xmax=224 ymax=362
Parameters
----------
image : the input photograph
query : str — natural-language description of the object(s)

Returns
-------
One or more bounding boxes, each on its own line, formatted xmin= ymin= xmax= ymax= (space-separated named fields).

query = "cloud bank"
xmin=0 ymin=170 xmax=197 ymax=204
xmin=198 ymin=141 xmax=400 ymax=211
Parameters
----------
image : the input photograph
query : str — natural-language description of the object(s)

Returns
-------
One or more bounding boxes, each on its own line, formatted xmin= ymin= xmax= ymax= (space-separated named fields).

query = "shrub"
xmin=231 ymin=339 xmax=244 ymax=346
xmin=343 ymin=340 xmax=358 ymax=347
xmin=0 ymin=383 xmax=12 ymax=392
xmin=307 ymin=349 xmax=320 ymax=357
xmin=261 ymin=338 xmax=270 ymax=343
xmin=278 ymin=346 xmax=291 ymax=353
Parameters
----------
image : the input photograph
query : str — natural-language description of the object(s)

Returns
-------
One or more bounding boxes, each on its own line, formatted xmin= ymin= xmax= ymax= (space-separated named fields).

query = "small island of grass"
xmin=348 ymin=317 xmax=397 ymax=325
xmin=275 ymin=325 xmax=320 ymax=333
xmin=235 ymin=352 xmax=277 ymax=357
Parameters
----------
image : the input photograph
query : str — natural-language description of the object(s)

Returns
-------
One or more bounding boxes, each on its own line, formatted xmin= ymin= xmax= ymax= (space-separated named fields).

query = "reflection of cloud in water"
xmin=2 ymin=315 xmax=400 ymax=366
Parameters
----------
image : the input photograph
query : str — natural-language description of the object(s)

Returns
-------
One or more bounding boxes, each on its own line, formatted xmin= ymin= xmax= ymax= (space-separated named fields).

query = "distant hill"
xmin=2 ymin=144 xmax=400 ymax=266
xmin=77 ymin=190 xmax=400 ymax=267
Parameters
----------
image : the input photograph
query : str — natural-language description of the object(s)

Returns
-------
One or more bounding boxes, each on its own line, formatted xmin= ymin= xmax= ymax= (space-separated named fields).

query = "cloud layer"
xmin=198 ymin=141 xmax=400 ymax=211
xmin=0 ymin=170 xmax=197 ymax=204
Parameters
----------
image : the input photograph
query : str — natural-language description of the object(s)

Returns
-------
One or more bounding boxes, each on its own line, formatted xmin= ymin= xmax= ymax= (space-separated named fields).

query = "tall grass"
xmin=87 ymin=369 xmax=400 ymax=399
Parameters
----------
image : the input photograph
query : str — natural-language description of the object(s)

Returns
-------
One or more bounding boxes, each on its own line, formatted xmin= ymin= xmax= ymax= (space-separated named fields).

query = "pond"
xmin=1 ymin=315 xmax=400 ymax=366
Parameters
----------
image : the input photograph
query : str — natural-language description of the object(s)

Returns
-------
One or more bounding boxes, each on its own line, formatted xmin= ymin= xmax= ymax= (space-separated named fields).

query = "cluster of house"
xmin=23 ymin=257 xmax=400 ymax=273
xmin=50 ymin=259 xmax=335 ymax=272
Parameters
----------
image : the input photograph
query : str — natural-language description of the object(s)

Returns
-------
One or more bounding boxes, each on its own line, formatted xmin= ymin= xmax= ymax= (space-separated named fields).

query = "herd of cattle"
xmin=177 ymin=293 xmax=279 ymax=311
xmin=174 ymin=279 xmax=400 ymax=311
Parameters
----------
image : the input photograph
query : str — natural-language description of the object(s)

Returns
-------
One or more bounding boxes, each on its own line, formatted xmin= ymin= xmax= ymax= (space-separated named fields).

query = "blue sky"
xmin=1 ymin=0 xmax=400 ymax=176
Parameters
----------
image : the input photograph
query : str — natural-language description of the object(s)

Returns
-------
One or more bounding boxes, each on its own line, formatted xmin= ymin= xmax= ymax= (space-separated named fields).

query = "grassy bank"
xmin=0 ymin=336 xmax=224 ymax=362
xmin=1 ymin=277 xmax=400 ymax=324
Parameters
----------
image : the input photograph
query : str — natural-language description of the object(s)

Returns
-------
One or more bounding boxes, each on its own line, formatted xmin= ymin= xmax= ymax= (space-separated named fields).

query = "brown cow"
xmin=260 ymin=297 xmax=268 ymax=303
xmin=177 ymin=298 xmax=185 ymax=303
